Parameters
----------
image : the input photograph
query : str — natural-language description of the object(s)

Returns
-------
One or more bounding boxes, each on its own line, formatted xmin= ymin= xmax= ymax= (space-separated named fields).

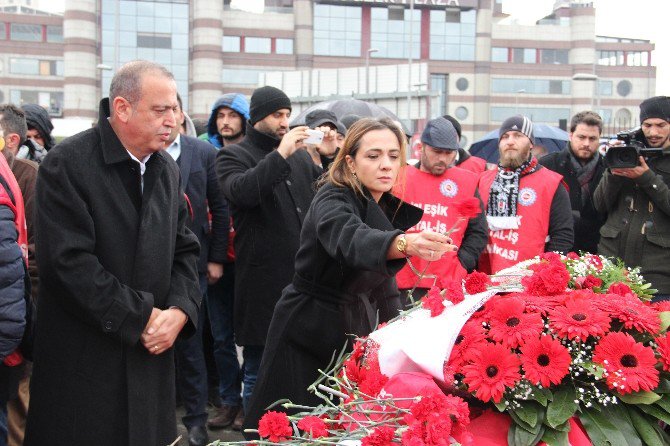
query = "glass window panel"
xmin=222 ymin=68 xmax=261 ymax=85
xmin=154 ymin=18 xmax=171 ymax=33
xmin=155 ymin=3 xmax=172 ymax=17
xmin=313 ymin=5 xmax=360 ymax=57
xmin=0 ymin=23 xmax=6 ymax=40
xmin=172 ymin=18 xmax=188 ymax=33
xmin=172 ymin=34 xmax=189 ymax=49
xmin=120 ymin=1 xmax=136 ymax=15
xmin=46 ymin=26 xmax=63 ymax=43
xmin=137 ymin=48 xmax=155 ymax=60
xmin=346 ymin=6 xmax=361 ymax=19
xmin=330 ymin=17 xmax=346 ymax=31
xmin=120 ymin=17 xmax=136 ymax=31
xmin=223 ymin=36 xmax=240 ymax=52
xmin=10 ymin=58 xmax=39 ymax=75
xmin=345 ymin=40 xmax=360 ymax=57
xmin=523 ymin=48 xmax=535 ymax=63
xmin=491 ymin=107 xmax=570 ymax=123
xmin=11 ymin=24 xmax=42 ymax=42
xmin=119 ymin=48 xmax=138 ymax=63
xmin=245 ymin=37 xmax=271 ymax=54
xmin=512 ymin=48 xmax=524 ymax=63
xmin=172 ymin=49 xmax=188 ymax=63
xmin=154 ymin=49 xmax=171 ymax=63
xmin=56 ymin=60 xmax=64 ymax=76
xmin=136 ymin=1 xmax=154 ymax=16
xmin=276 ymin=38 xmax=293 ymax=55
xmin=598 ymin=80 xmax=613 ymax=96
xmin=314 ymin=4 xmax=328 ymax=17
xmin=370 ymin=8 xmax=386 ymax=19
xmin=492 ymin=47 xmax=508 ymax=62
xmin=461 ymin=45 xmax=475 ymax=61
xmin=431 ymin=10 xmax=445 ymax=22
xmin=462 ymin=10 xmax=476 ymax=23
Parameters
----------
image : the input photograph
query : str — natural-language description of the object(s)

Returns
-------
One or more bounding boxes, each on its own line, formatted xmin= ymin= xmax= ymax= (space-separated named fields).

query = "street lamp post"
xmin=572 ymin=72 xmax=599 ymax=110
xmin=413 ymin=82 xmax=428 ymax=121
xmin=515 ymin=89 xmax=526 ymax=114
xmin=366 ymin=48 xmax=379 ymax=95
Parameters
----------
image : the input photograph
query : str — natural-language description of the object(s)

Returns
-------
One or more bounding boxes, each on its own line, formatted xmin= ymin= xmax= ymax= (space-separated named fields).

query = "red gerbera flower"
xmin=594 ymin=292 xmax=660 ymax=334
xmin=651 ymin=300 xmax=670 ymax=312
xmin=464 ymin=271 xmax=491 ymax=294
xmin=462 ymin=343 xmax=521 ymax=403
xmin=488 ymin=297 xmax=544 ymax=348
xmin=521 ymin=335 xmax=571 ymax=387
xmin=297 ymin=415 xmax=328 ymax=438
xmin=361 ymin=425 xmax=396 ymax=446
xmin=656 ymin=332 xmax=670 ymax=372
xmin=258 ymin=411 xmax=293 ymax=442
xmin=448 ymin=321 xmax=488 ymax=369
xmin=593 ymin=332 xmax=659 ymax=394
xmin=548 ymin=298 xmax=611 ymax=340
xmin=422 ymin=286 xmax=446 ymax=317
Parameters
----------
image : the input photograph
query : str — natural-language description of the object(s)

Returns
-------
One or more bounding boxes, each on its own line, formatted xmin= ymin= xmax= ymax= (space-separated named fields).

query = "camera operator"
xmin=594 ymin=96 xmax=670 ymax=301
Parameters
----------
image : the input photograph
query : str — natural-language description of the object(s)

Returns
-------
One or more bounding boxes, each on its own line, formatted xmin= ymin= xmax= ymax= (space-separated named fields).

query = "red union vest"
xmin=458 ymin=155 xmax=487 ymax=174
xmin=0 ymin=155 xmax=27 ymax=264
xmin=394 ymin=165 xmax=480 ymax=289
xmin=477 ymin=167 xmax=562 ymax=274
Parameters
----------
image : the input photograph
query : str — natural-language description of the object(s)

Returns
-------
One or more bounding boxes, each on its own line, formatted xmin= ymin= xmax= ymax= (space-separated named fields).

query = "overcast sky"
xmin=38 ymin=0 xmax=670 ymax=95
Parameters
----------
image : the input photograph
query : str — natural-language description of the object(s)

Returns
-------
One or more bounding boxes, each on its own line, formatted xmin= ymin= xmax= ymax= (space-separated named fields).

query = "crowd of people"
xmin=0 ymin=59 xmax=668 ymax=446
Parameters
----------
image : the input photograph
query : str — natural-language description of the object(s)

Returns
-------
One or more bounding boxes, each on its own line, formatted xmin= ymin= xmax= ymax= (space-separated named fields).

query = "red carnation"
xmin=452 ymin=197 xmax=482 ymax=219
xmin=464 ymin=271 xmax=491 ymax=294
xmin=522 ymin=261 xmax=570 ymax=296
xmin=576 ymin=274 xmax=603 ymax=290
xmin=358 ymin=357 xmax=389 ymax=397
xmin=258 ymin=411 xmax=293 ymax=442
xmin=655 ymin=332 xmax=670 ymax=372
xmin=593 ymin=332 xmax=659 ymax=394
xmin=548 ymin=298 xmax=611 ymax=340
xmin=442 ymin=280 xmax=465 ymax=305
xmin=566 ymin=252 xmax=580 ymax=260
xmin=297 ymin=416 xmax=328 ymax=438
xmin=361 ymin=425 xmax=396 ymax=446
xmin=488 ymin=297 xmax=544 ymax=348
xmin=539 ymin=252 xmax=563 ymax=265
xmin=521 ymin=335 xmax=571 ymax=387
xmin=608 ymin=282 xmax=633 ymax=296
xmin=422 ymin=286 xmax=446 ymax=317
xmin=462 ymin=343 xmax=521 ymax=403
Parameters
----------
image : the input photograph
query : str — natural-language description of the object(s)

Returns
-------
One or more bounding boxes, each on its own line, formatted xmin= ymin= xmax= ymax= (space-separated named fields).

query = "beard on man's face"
xmin=222 ymin=130 xmax=244 ymax=142
xmin=499 ymin=146 xmax=531 ymax=169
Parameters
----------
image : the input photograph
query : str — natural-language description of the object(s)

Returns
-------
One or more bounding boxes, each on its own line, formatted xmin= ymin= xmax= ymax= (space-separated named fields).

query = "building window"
xmin=223 ymin=36 xmax=240 ymax=52
xmin=431 ymin=74 xmax=448 ymax=116
xmin=10 ymin=90 xmax=63 ymax=117
xmin=9 ymin=58 xmax=61 ymax=76
xmin=540 ymin=49 xmax=568 ymax=64
xmin=0 ymin=23 xmax=6 ymax=40
xmin=10 ymin=23 xmax=42 ymax=42
xmin=598 ymin=80 xmax=613 ymax=96
xmin=222 ymin=68 xmax=262 ymax=86
xmin=137 ymin=32 xmax=172 ymax=49
xmin=314 ymin=4 xmax=361 ymax=57
xmin=276 ymin=38 xmax=293 ymax=55
xmin=491 ymin=78 xmax=571 ymax=95
xmin=370 ymin=6 xmax=420 ymax=59
xmin=429 ymin=9 xmax=476 ymax=61
xmin=454 ymin=106 xmax=468 ymax=121
xmin=491 ymin=47 xmax=508 ymax=62
xmin=511 ymin=48 xmax=536 ymax=64
xmin=598 ymin=50 xmax=624 ymax=66
xmin=455 ymin=77 xmax=469 ymax=92
xmin=46 ymin=25 xmax=63 ymax=43
xmin=245 ymin=37 xmax=271 ymax=54
xmin=491 ymin=106 xmax=570 ymax=124
xmin=626 ymin=51 xmax=649 ymax=66
xmin=617 ymin=80 xmax=632 ymax=97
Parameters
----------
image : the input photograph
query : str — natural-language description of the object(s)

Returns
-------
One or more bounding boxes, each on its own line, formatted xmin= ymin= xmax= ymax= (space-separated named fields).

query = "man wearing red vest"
xmin=395 ymin=117 xmax=487 ymax=304
xmin=478 ymin=115 xmax=573 ymax=274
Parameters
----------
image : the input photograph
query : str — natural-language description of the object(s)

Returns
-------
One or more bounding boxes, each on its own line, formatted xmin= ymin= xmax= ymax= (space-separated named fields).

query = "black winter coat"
xmin=540 ymin=146 xmax=607 ymax=253
xmin=243 ymin=183 xmax=422 ymax=437
xmin=25 ymin=99 xmax=201 ymax=446
xmin=216 ymin=123 xmax=322 ymax=346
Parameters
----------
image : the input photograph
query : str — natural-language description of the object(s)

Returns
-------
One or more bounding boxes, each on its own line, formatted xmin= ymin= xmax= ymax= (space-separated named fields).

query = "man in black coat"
xmin=165 ymin=97 xmax=229 ymax=446
xmin=216 ymin=86 xmax=321 ymax=424
xmin=540 ymin=111 xmax=607 ymax=253
xmin=25 ymin=61 xmax=201 ymax=446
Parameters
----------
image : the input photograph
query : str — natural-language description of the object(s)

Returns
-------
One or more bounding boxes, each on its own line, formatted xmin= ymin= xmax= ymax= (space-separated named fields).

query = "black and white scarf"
xmin=487 ymin=157 xmax=539 ymax=219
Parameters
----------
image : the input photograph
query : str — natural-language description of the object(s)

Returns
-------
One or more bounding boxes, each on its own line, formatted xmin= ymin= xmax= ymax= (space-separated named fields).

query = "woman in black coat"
xmin=243 ymin=118 xmax=456 ymax=437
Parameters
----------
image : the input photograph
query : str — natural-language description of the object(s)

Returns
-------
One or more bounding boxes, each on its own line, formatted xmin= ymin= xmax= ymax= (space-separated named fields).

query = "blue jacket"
xmin=0 ymin=202 xmax=26 ymax=362
xmin=206 ymin=93 xmax=250 ymax=149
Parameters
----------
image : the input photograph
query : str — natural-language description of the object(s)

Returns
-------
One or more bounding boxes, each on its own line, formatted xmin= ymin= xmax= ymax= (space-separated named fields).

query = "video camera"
xmin=604 ymin=128 xmax=664 ymax=168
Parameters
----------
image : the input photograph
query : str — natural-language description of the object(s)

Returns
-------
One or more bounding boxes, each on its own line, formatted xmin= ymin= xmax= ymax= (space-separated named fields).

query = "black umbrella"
xmin=290 ymin=99 xmax=411 ymax=134
xmin=469 ymin=124 xmax=569 ymax=163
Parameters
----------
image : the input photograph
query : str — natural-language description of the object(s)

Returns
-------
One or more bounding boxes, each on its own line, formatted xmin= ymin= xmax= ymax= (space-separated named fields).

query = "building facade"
xmin=0 ymin=0 xmax=656 ymax=144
